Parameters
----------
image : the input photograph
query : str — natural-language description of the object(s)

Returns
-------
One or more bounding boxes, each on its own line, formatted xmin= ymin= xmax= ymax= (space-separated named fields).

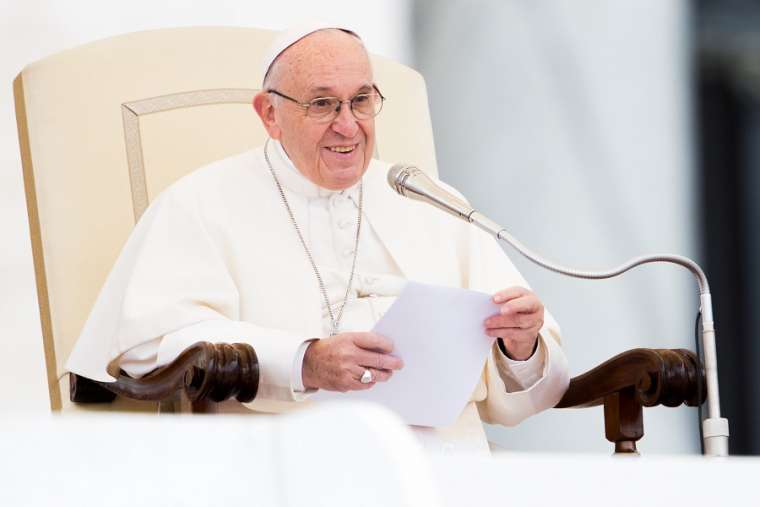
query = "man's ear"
xmin=253 ymin=92 xmax=281 ymax=139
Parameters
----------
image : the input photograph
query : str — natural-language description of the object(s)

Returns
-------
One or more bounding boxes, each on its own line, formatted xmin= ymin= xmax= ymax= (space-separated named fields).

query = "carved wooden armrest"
xmin=555 ymin=348 xmax=705 ymax=453
xmin=70 ymin=342 xmax=258 ymax=412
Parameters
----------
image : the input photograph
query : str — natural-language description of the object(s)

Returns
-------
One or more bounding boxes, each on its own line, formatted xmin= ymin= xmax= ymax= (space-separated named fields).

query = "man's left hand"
xmin=485 ymin=286 xmax=544 ymax=360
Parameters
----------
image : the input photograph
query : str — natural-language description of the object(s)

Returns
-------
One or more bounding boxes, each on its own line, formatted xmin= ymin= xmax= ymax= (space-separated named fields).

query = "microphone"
xmin=387 ymin=163 xmax=730 ymax=457
xmin=387 ymin=164 xmax=474 ymax=220
xmin=387 ymin=164 xmax=505 ymax=238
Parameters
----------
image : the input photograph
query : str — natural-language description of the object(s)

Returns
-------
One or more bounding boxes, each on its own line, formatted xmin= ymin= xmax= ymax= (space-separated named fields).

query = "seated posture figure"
xmin=67 ymin=26 xmax=570 ymax=453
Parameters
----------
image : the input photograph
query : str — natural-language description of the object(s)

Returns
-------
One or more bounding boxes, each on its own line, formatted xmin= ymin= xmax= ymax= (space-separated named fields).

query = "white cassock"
xmin=66 ymin=140 xmax=570 ymax=454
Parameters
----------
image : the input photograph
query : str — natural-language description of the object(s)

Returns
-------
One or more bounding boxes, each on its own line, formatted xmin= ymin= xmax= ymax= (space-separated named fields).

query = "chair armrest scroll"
xmin=555 ymin=348 xmax=705 ymax=409
xmin=70 ymin=342 xmax=259 ymax=405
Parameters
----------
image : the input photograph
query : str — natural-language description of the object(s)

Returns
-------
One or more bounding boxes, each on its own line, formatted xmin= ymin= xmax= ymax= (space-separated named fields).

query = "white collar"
xmin=268 ymin=139 xmax=361 ymax=201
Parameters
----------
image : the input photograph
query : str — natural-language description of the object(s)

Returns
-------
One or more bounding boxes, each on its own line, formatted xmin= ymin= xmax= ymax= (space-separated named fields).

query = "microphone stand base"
xmin=703 ymin=417 xmax=730 ymax=457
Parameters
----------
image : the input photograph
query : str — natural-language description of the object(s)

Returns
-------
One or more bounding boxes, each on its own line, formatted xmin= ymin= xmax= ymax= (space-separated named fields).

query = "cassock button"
xmin=342 ymin=248 xmax=354 ymax=257
xmin=329 ymin=194 xmax=343 ymax=208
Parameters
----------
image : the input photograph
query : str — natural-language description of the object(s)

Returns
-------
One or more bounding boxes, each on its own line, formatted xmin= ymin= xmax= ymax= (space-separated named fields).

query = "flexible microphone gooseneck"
xmin=388 ymin=164 xmax=730 ymax=457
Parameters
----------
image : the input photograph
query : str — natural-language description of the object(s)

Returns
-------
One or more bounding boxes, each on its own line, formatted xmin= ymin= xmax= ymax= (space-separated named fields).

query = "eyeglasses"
xmin=267 ymin=86 xmax=386 ymax=122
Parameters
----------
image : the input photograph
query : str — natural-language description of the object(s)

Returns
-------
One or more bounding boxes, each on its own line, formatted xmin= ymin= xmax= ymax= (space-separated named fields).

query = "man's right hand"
xmin=302 ymin=332 xmax=403 ymax=392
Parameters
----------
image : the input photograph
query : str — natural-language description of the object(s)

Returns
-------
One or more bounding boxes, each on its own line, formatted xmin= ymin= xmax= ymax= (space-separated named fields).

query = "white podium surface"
xmin=0 ymin=404 xmax=441 ymax=507
xmin=433 ymin=452 xmax=760 ymax=507
xmin=1 ymin=404 xmax=757 ymax=506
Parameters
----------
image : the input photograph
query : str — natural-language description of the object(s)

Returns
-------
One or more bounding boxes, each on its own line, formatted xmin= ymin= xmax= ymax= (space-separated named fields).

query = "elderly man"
xmin=67 ymin=26 xmax=569 ymax=453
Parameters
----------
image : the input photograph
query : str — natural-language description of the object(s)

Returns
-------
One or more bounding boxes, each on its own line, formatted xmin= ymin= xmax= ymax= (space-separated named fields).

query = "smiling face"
xmin=254 ymin=29 xmax=376 ymax=190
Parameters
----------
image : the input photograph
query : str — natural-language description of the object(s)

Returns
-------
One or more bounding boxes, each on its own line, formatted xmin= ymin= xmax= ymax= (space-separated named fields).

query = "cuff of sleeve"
xmin=291 ymin=339 xmax=319 ymax=401
xmin=493 ymin=335 xmax=547 ymax=392
xmin=497 ymin=337 xmax=538 ymax=361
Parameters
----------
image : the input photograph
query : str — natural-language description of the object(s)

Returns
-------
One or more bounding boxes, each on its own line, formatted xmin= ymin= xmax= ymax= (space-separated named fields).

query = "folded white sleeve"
xmin=463 ymin=221 xmax=570 ymax=426
xmin=67 ymin=185 xmax=314 ymax=403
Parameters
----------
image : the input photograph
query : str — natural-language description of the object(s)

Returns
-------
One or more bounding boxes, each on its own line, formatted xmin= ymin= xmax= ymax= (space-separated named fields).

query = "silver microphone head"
xmin=386 ymin=163 xmax=475 ymax=220
xmin=387 ymin=163 xmax=419 ymax=196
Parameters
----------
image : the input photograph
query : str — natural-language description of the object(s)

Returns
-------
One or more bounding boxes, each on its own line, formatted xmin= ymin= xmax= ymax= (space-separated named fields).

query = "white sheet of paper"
xmin=313 ymin=281 xmax=499 ymax=427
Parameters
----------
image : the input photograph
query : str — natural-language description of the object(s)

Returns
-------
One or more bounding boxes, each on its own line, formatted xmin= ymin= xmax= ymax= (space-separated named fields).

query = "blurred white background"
xmin=415 ymin=0 xmax=698 ymax=454
xmin=1 ymin=0 xmax=700 ymax=454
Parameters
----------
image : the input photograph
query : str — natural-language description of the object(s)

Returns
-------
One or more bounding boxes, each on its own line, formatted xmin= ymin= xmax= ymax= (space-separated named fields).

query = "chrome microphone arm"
xmin=388 ymin=164 xmax=730 ymax=456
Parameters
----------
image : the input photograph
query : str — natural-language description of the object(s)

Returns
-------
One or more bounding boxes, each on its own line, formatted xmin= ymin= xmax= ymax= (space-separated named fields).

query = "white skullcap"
xmin=261 ymin=23 xmax=360 ymax=85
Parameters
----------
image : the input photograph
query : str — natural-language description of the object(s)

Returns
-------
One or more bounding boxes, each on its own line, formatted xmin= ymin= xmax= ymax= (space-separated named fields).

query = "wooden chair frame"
xmin=71 ymin=344 xmax=704 ymax=454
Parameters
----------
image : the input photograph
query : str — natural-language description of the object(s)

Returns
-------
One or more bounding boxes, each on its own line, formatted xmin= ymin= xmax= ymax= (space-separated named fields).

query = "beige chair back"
xmin=14 ymin=26 xmax=439 ymax=412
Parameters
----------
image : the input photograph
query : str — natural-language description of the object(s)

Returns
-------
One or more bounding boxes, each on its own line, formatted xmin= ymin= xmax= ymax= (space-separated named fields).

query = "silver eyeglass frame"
xmin=266 ymin=85 xmax=386 ymax=122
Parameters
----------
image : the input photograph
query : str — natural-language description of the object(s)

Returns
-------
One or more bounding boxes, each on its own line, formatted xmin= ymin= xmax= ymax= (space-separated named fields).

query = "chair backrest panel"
xmin=15 ymin=26 xmax=438 ymax=410
xmin=123 ymin=90 xmax=264 ymax=217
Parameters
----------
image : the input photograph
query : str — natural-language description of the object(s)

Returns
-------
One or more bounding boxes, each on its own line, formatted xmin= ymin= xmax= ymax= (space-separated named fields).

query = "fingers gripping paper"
xmin=315 ymin=282 xmax=499 ymax=427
